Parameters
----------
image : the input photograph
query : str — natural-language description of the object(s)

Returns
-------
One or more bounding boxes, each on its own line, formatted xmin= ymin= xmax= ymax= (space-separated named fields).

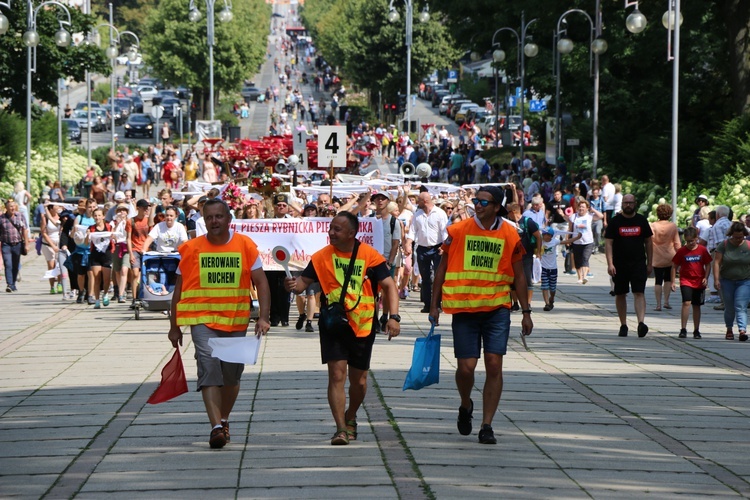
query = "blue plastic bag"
xmin=402 ymin=323 xmax=440 ymax=391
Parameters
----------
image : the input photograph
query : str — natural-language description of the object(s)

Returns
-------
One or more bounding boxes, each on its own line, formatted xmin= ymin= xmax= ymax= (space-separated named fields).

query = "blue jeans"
xmin=2 ymin=242 xmax=21 ymax=288
xmin=720 ymin=278 xmax=750 ymax=332
xmin=416 ymin=244 xmax=442 ymax=308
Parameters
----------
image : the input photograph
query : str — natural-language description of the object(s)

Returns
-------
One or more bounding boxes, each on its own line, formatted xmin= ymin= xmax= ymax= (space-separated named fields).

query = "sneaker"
xmin=740 ymin=331 xmax=748 ymax=342
xmin=548 ymin=301 xmax=554 ymax=311
xmin=87 ymin=296 xmax=96 ymax=305
xmin=543 ymin=304 xmax=551 ymax=311
xmin=118 ymin=295 xmax=126 ymax=303
xmin=209 ymin=426 xmax=227 ymax=449
xmin=577 ymin=279 xmax=583 ymax=284
xmin=102 ymin=296 xmax=110 ymax=307
xmin=420 ymin=306 xmax=430 ymax=313
xmin=457 ymin=400 xmax=473 ymax=436
xmin=94 ymin=300 xmax=101 ymax=309
xmin=678 ymin=328 xmax=687 ymax=339
xmin=305 ymin=321 xmax=314 ymax=332
xmin=76 ymin=294 xmax=84 ymax=304
xmin=295 ymin=313 xmax=307 ymax=330
xmin=587 ymin=272 xmax=594 ymax=277
xmin=618 ymin=325 xmax=628 ymax=337
xmin=637 ymin=322 xmax=649 ymax=338
xmin=281 ymin=321 xmax=289 ymax=327
xmin=50 ymin=287 xmax=56 ymax=294
xmin=56 ymin=284 xmax=63 ymax=294
xmin=478 ymin=424 xmax=497 ymax=445
xmin=5 ymin=286 xmax=12 ymax=293
xmin=706 ymin=295 xmax=721 ymax=303
xmin=693 ymin=330 xmax=702 ymax=339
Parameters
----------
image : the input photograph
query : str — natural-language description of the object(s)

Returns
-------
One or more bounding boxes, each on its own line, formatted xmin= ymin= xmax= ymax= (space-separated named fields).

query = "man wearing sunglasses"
xmin=430 ymin=186 xmax=533 ymax=445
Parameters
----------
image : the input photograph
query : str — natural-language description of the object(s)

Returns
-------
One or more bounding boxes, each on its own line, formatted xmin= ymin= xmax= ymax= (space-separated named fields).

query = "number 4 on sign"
xmin=317 ymin=126 xmax=347 ymax=168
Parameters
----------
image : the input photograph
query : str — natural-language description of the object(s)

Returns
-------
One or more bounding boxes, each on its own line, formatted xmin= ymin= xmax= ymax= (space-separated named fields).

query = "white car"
xmin=438 ymin=93 xmax=464 ymax=115
xmin=136 ymin=85 xmax=159 ymax=101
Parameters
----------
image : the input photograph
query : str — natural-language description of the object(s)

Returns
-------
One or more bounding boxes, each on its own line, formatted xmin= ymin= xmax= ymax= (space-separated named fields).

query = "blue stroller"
xmin=135 ymin=252 xmax=180 ymax=320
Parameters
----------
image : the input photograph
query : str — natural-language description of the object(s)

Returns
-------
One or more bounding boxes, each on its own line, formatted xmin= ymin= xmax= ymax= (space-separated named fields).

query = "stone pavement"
xmin=2 ymin=243 xmax=750 ymax=499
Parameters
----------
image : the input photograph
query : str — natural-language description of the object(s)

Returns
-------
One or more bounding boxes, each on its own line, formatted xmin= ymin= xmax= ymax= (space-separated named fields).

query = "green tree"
xmin=0 ymin=4 xmax=110 ymax=115
xmin=142 ymin=0 xmax=270 ymax=118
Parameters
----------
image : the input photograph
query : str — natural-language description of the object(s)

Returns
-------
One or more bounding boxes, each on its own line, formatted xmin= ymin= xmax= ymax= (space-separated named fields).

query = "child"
xmin=671 ymin=227 xmax=712 ymax=339
xmin=146 ymin=271 xmax=169 ymax=296
xmin=540 ymin=227 xmax=581 ymax=310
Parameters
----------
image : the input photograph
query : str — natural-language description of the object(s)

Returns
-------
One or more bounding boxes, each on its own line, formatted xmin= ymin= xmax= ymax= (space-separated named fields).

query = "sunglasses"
xmin=471 ymin=198 xmax=493 ymax=207
xmin=275 ymin=203 xmax=288 ymax=208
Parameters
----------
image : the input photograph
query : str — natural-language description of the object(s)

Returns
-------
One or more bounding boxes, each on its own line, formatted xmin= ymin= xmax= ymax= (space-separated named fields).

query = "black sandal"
xmin=331 ymin=429 xmax=349 ymax=445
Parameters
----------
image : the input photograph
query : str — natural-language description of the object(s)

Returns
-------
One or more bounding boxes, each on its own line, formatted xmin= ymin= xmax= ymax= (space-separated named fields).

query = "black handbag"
xmin=319 ymin=241 xmax=361 ymax=335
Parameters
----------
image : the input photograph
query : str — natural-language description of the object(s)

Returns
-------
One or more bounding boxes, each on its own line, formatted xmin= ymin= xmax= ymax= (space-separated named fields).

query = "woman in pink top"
xmin=650 ymin=204 xmax=682 ymax=310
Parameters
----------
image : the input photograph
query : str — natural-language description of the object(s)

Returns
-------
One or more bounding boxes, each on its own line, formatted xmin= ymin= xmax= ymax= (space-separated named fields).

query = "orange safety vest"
xmin=311 ymin=242 xmax=384 ymax=337
xmin=176 ymin=233 xmax=259 ymax=332
xmin=441 ymin=217 xmax=523 ymax=314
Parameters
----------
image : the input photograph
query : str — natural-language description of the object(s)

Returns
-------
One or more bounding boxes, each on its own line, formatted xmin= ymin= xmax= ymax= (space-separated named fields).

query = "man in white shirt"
xmin=523 ymin=195 xmax=546 ymax=229
xmin=408 ymin=192 xmax=448 ymax=313
xmin=601 ymin=175 xmax=616 ymax=223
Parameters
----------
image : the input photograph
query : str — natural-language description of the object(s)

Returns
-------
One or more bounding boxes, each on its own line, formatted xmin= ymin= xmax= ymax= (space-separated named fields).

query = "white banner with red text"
xmin=229 ymin=217 xmax=384 ymax=272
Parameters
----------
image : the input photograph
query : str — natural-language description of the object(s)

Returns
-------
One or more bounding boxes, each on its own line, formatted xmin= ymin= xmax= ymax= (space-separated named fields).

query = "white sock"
xmin=213 ymin=424 xmax=223 ymax=430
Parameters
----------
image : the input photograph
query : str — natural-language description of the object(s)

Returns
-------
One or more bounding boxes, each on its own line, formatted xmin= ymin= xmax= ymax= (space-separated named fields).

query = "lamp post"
xmin=624 ymin=0 xmax=681 ymax=223
xmin=553 ymin=4 xmax=607 ymax=177
xmin=490 ymin=11 xmax=538 ymax=159
xmin=23 ymin=0 xmax=72 ymax=194
xmin=189 ymin=0 xmax=233 ymax=121
xmin=387 ymin=0 xmax=429 ymax=133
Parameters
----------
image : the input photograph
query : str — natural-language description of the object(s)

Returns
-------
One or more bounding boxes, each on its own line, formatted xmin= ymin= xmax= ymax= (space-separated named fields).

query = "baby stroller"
xmin=135 ymin=252 xmax=180 ymax=320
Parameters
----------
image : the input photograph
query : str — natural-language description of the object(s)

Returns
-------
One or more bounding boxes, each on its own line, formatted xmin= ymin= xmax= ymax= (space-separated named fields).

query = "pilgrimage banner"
xmin=229 ymin=217 xmax=384 ymax=271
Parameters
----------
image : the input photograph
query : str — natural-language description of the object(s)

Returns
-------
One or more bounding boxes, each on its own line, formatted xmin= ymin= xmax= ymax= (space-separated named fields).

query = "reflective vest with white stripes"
xmin=176 ymin=233 xmax=258 ymax=332
xmin=442 ymin=217 xmax=522 ymax=314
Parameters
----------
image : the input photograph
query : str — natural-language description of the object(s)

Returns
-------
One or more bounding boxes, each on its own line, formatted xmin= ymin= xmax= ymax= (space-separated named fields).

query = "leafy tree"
xmin=142 ymin=0 xmax=270 ymax=118
xmin=0 ymin=4 xmax=110 ymax=115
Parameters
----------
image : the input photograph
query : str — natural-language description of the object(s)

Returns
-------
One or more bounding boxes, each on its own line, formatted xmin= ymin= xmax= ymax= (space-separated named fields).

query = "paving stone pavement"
xmin=2 ymin=242 xmax=750 ymax=499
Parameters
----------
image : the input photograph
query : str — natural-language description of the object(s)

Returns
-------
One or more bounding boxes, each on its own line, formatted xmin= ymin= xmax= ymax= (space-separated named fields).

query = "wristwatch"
xmin=389 ymin=314 xmax=401 ymax=323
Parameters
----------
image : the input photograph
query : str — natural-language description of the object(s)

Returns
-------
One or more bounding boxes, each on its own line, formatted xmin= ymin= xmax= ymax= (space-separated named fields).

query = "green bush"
xmin=0 ymin=144 xmax=90 ymax=199
xmin=700 ymin=114 xmax=750 ymax=185
xmin=92 ymin=82 xmax=112 ymax=104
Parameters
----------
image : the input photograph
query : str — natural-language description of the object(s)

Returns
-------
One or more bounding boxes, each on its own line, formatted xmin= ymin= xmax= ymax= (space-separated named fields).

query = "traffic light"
xmin=397 ymin=93 xmax=407 ymax=114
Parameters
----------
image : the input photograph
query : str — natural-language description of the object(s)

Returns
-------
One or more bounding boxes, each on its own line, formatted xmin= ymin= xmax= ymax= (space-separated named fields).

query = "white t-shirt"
xmin=540 ymin=238 xmax=560 ymax=270
xmin=696 ymin=218 xmax=711 ymax=243
xmin=571 ymin=213 xmax=594 ymax=245
xmin=602 ymin=183 xmax=616 ymax=210
xmin=148 ymin=221 xmax=188 ymax=252
xmin=195 ymin=217 xmax=207 ymax=237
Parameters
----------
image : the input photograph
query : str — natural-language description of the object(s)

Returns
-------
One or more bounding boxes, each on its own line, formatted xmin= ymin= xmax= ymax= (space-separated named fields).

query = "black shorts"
xmin=89 ymin=250 xmax=112 ymax=268
xmin=613 ymin=263 xmax=648 ymax=295
xmin=319 ymin=323 xmax=376 ymax=371
xmin=71 ymin=252 xmax=90 ymax=275
xmin=654 ymin=266 xmax=672 ymax=285
xmin=680 ymin=286 xmax=705 ymax=306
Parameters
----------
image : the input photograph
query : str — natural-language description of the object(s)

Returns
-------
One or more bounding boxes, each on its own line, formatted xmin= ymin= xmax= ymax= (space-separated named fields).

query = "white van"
xmin=439 ymin=94 xmax=464 ymax=115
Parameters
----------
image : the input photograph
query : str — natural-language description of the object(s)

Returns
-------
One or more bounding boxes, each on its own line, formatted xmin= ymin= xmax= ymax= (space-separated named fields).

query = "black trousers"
xmin=266 ymin=270 xmax=291 ymax=324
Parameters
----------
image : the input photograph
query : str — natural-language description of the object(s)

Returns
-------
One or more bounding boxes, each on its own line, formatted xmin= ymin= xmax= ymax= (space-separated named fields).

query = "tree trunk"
xmin=724 ymin=0 xmax=750 ymax=114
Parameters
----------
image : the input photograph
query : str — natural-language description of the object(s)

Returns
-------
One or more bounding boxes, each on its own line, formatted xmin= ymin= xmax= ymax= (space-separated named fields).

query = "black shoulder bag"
xmin=319 ymin=241 xmax=361 ymax=335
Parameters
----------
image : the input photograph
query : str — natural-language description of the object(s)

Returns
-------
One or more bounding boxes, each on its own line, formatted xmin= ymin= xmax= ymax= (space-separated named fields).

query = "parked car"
xmin=93 ymin=108 xmax=110 ymax=131
xmin=137 ymin=85 xmax=158 ymax=101
xmin=75 ymin=101 xmax=102 ymax=111
xmin=102 ymin=104 xmax=124 ymax=125
xmin=123 ymin=113 xmax=155 ymax=138
xmin=72 ymin=110 xmax=99 ymax=132
xmin=454 ymin=103 xmax=481 ymax=124
xmin=432 ymin=89 xmax=450 ymax=108
xmin=447 ymin=99 xmax=472 ymax=119
xmin=438 ymin=93 xmax=464 ymax=114
xmin=138 ymin=77 xmax=163 ymax=90
xmin=152 ymin=89 xmax=177 ymax=106
xmin=62 ymin=119 xmax=81 ymax=144
xmin=240 ymin=86 xmax=262 ymax=101
xmin=130 ymin=94 xmax=144 ymax=113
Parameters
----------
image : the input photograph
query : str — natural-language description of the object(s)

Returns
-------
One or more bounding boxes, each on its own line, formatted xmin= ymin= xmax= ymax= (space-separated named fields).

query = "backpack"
xmin=519 ymin=217 xmax=537 ymax=250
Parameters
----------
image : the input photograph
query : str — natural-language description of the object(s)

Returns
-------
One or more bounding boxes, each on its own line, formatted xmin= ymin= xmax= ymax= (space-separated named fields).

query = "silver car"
xmin=72 ymin=110 xmax=99 ymax=132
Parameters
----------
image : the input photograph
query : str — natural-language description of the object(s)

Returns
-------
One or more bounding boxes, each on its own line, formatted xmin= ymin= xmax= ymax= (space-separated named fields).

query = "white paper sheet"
xmin=208 ymin=336 xmax=262 ymax=365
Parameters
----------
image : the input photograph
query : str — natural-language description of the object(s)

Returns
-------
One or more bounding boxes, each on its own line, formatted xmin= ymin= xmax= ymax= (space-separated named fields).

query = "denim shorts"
xmin=452 ymin=306 xmax=511 ymax=358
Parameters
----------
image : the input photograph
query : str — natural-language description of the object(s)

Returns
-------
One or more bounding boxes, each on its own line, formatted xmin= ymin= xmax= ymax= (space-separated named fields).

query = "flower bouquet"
xmin=221 ymin=181 xmax=245 ymax=211
xmin=249 ymin=173 xmax=282 ymax=196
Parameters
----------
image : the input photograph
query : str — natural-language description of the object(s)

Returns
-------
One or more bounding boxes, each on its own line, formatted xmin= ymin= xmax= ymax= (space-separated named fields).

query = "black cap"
xmin=273 ymin=193 xmax=290 ymax=205
xmin=136 ymin=199 xmax=150 ymax=208
xmin=303 ymin=203 xmax=318 ymax=212
xmin=198 ymin=196 xmax=209 ymax=203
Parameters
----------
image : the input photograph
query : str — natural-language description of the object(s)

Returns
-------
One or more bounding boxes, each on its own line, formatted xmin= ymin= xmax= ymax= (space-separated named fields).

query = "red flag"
xmin=147 ymin=348 xmax=189 ymax=404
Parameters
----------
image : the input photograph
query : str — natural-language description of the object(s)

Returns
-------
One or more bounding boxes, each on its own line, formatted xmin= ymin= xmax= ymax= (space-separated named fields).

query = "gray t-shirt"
xmin=381 ymin=214 xmax=402 ymax=261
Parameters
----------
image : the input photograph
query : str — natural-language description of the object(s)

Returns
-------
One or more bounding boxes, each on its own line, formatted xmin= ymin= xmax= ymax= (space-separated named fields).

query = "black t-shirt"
xmin=604 ymin=213 xmax=653 ymax=264
xmin=546 ymin=200 xmax=567 ymax=224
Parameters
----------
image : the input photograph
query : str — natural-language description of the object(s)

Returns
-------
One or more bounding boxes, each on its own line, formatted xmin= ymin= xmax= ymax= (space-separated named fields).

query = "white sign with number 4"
xmin=317 ymin=126 xmax=347 ymax=168
xmin=293 ymin=129 xmax=308 ymax=169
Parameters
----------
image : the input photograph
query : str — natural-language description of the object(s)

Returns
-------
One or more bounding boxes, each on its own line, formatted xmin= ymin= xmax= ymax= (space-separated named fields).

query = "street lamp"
xmin=22 ymin=0 xmax=72 ymax=195
xmin=96 ymin=4 xmax=122 ymax=153
xmin=387 ymin=0 xmax=429 ymax=133
xmin=625 ymin=0 xmax=682 ymax=223
xmin=490 ymin=11 xmax=538 ymax=159
xmin=189 ymin=0 xmax=232 ymax=121
xmin=553 ymin=4 xmax=606 ymax=177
